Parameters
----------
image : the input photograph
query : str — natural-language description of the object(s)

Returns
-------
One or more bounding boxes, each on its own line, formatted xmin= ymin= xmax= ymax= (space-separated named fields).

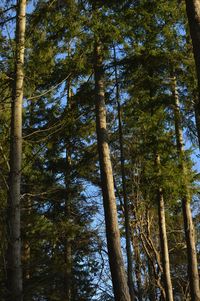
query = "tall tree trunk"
xmin=113 ymin=45 xmax=135 ymax=301
xmin=155 ymin=154 xmax=174 ymax=301
xmin=94 ymin=41 xmax=131 ymax=301
xmin=131 ymin=184 xmax=143 ymax=301
xmin=172 ymin=77 xmax=200 ymax=301
xmin=7 ymin=1 xmax=26 ymax=301
xmin=64 ymin=81 xmax=72 ymax=301
xmin=132 ymin=230 xmax=142 ymax=301
xmin=185 ymin=0 xmax=200 ymax=148
xmin=22 ymin=198 xmax=31 ymax=282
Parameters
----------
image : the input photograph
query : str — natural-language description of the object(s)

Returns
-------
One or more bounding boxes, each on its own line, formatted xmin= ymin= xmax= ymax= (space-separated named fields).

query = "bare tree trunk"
xmin=132 ymin=231 xmax=142 ymax=301
xmin=155 ymin=154 xmax=174 ymax=301
xmin=64 ymin=155 xmax=72 ymax=301
xmin=64 ymin=81 xmax=72 ymax=301
xmin=131 ymin=184 xmax=143 ymax=301
xmin=6 ymin=1 xmax=26 ymax=301
xmin=185 ymin=0 xmax=200 ymax=148
xmin=172 ymin=77 xmax=200 ymax=301
xmin=94 ymin=41 xmax=131 ymax=301
xmin=113 ymin=45 xmax=135 ymax=301
xmin=22 ymin=198 xmax=31 ymax=282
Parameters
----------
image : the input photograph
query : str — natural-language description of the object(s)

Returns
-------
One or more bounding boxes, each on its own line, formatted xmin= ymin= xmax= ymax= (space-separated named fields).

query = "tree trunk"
xmin=185 ymin=0 xmax=200 ymax=148
xmin=131 ymin=187 xmax=143 ymax=300
xmin=94 ymin=41 xmax=131 ymax=301
xmin=155 ymin=154 xmax=174 ymax=301
xmin=22 ymin=198 xmax=31 ymax=283
xmin=7 ymin=1 xmax=26 ymax=301
xmin=64 ymin=81 xmax=72 ymax=301
xmin=172 ymin=77 xmax=200 ymax=301
xmin=113 ymin=45 xmax=135 ymax=301
xmin=132 ymin=231 xmax=142 ymax=301
xmin=64 ymin=155 xmax=72 ymax=301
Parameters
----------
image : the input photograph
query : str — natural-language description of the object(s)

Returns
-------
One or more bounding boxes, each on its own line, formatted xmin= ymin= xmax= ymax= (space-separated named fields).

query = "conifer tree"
xmin=94 ymin=38 xmax=131 ymax=301
xmin=172 ymin=76 xmax=200 ymax=301
xmin=185 ymin=0 xmax=200 ymax=149
xmin=6 ymin=1 xmax=26 ymax=300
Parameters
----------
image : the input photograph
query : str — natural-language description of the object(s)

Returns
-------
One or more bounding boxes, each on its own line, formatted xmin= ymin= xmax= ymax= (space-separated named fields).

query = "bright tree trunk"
xmin=94 ymin=41 xmax=131 ymax=301
xmin=155 ymin=154 xmax=174 ymax=301
xmin=172 ymin=77 xmax=200 ymax=301
xmin=185 ymin=0 xmax=200 ymax=149
xmin=7 ymin=1 xmax=26 ymax=301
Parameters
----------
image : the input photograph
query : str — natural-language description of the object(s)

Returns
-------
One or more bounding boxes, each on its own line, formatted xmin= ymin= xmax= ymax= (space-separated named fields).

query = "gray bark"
xmin=155 ymin=154 xmax=174 ymax=301
xmin=64 ymin=78 xmax=73 ymax=301
xmin=64 ymin=158 xmax=72 ymax=301
xmin=172 ymin=77 xmax=200 ymax=301
xmin=132 ymin=231 xmax=142 ymax=301
xmin=94 ymin=41 xmax=131 ymax=301
xmin=7 ymin=1 xmax=26 ymax=301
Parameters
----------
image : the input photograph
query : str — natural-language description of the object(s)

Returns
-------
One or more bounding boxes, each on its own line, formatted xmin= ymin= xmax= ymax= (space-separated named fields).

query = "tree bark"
xmin=132 ymin=231 xmax=142 ymax=301
xmin=155 ymin=154 xmax=174 ymax=301
xmin=64 ymin=81 xmax=72 ymax=301
xmin=94 ymin=41 xmax=131 ymax=301
xmin=113 ymin=45 xmax=135 ymax=301
xmin=172 ymin=77 xmax=200 ymax=301
xmin=64 ymin=155 xmax=72 ymax=301
xmin=22 ymin=199 xmax=31 ymax=282
xmin=185 ymin=0 xmax=200 ymax=148
xmin=7 ymin=1 xmax=26 ymax=301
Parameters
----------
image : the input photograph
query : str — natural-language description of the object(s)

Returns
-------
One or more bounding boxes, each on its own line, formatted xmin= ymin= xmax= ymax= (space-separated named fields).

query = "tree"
xmin=113 ymin=45 xmax=135 ymax=301
xmin=185 ymin=0 xmax=200 ymax=149
xmin=6 ymin=1 xmax=26 ymax=300
xmin=94 ymin=39 xmax=131 ymax=301
xmin=155 ymin=153 xmax=174 ymax=301
xmin=172 ymin=76 xmax=200 ymax=301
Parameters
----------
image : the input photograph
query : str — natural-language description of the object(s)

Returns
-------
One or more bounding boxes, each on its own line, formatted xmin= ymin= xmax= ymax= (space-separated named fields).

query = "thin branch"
xmin=27 ymin=73 xmax=71 ymax=101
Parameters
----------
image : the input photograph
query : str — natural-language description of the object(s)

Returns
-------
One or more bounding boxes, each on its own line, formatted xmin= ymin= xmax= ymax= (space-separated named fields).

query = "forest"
xmin=1 ymin=0 xmax=200 ymax=300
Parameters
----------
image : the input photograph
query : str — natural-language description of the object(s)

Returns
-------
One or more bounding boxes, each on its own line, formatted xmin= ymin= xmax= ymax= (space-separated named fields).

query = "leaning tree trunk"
xmin=155 ymin=154 xmax=174 ymax=301
xmin=185 ymin=0 xmax=200 ymax=149
xmin=94 ymin=40 xmax=131 ymax=301
xmin=7 ymin=1 xmax=26 ymax=301
xmin=113 ymin=45 xmax=135 ymax=301
xmin=172 ymin=77 xmax=200 ymax=301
